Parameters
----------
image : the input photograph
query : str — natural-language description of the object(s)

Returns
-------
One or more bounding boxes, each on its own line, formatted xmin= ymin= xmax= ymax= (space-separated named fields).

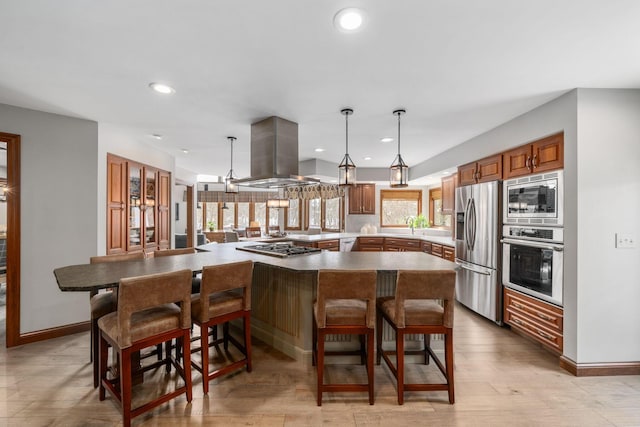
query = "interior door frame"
xmin=175 ymin=179 xmax=195 ymax=248
xmin=0 ymin=132 xmax=21 ymax=348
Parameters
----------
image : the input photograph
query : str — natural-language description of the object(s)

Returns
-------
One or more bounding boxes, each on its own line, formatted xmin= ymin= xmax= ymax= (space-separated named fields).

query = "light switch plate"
xmin=615 ymin=233 xmax=636 ymax=249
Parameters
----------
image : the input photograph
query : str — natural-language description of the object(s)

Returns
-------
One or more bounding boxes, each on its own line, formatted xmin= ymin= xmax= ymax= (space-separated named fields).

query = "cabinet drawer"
xmin=316 ymin=239 xmax=339 ymax=250
xmin=504 ymin=309 xmax=563 ymax=353
xmin=431 ymin=243 xmax=443 ymax=257
xmin=442 ymin=246 xmax=455 ymax=261
xmin=504 ymin=288 xmax=563 ymax=332
xmin=294 ymin=241 xmax=314 ymax=248
xmin=421 ymin=241 xmax=432 ymax=254
xmin=358 ymin=237 xmax=384 ymax=245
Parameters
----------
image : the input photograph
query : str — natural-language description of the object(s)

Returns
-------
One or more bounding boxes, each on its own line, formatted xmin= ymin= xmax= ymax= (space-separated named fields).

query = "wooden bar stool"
xmin=154 ymin=247 xmax=201 ymax=293
xmin=97 ymin=269 xmax=193 ymax=427
xmin=89 ymin=252 xmax=145 ymax=388
xmin=190 ymin=260 xmax=253 ymax=394
xmin=245 ymin=226 xmax=261 ymax=238
xmin=376 ymin=269 xmax=456 ymax=405
xmin=313 ymin=269 xmax=377 ymax=406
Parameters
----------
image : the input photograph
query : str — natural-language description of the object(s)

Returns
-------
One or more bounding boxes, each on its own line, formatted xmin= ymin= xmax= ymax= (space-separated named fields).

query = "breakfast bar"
xmin=54 ymin=241 xmax=456 ymax=362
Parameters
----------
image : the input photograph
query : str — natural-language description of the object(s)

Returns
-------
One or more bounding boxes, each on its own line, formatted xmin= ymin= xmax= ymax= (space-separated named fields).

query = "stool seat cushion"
xmin=314 ymin=299 xmax=367 ymax=326
xmin=377 ymin=296 xmax=444 ymax=326
xmin=98 ymin=303 xmax=181 ymax=349
xmin=191 ymin=290 xmax=243 ymax=322
xmin=90 ymin=292 xmax=116 ymax=319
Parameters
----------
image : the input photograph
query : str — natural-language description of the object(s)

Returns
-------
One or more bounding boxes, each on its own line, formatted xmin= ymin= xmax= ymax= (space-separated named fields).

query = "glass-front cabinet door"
xmin=144 ymin=168 xmax=157 ymax=250
xmin=128 ymin=164 xmax=143 ymax=252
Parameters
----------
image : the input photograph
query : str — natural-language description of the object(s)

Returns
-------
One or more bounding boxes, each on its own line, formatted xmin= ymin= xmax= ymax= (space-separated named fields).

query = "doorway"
xmin=0 ymin=132 xmax=20 ymax=348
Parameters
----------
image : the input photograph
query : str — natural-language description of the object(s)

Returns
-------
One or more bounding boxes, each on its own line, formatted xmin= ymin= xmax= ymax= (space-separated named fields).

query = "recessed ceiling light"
xmin=148 ymin=82 xmax=175 ymax=94
xmin=150 ymin=134 xmax=163 ymax=140
xmin=315 ymin=148 xmax=325 ymax=152
xmin=363 ymin=156 xmax=372 ymax=160
xmin=380 ymin=137 xmax=394 ymax=143
xmin=334 ymin=8 xmax=366 ymax=32
xmin=181 ymin=148 xmax=189 ymax=154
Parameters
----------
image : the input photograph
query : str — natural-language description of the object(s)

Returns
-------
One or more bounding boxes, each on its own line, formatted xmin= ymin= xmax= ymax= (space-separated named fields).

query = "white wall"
xmin=0 ymin=103 xmax=98 ymax=332
xmin=576 ymin=89 xmax=640 ymax=362
xmin=173 ymin=184 xmax=187 ymax=236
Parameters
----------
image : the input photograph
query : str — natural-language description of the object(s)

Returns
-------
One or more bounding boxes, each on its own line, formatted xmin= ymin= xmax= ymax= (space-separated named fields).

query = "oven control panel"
xmin=503 ymin=225 xmax=563 ymax=243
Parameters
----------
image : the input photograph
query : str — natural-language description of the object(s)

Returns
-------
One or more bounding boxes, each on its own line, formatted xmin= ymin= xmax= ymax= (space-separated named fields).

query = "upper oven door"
xmin=502 ymin=238 xmax=563 ymax=306
xmin=504 ymin=170 xmax=563 ymax=226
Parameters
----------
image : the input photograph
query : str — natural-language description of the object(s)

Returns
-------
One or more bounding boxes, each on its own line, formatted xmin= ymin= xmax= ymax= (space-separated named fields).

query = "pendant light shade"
xmin=224 ymin=136 xmax=238 ymax=194
xmin=389 ymin=109 xmax=408 ymax=188
xmin=338 ymin=108 xmax=356 ymax=186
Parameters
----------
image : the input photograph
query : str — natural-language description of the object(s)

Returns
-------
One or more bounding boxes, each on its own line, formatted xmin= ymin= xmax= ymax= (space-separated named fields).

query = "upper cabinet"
xmin=503 ymin=132 xmax=564 ymax=179
xmin=458 ymin=154 xmax=503 ymax=186
xmin=441 ymin=173 xmax=457 ymax=215
xmin=107 ymin=154 xmax=171 ymax=255
xmin=348 ymin=184 xmax=376 ymax=215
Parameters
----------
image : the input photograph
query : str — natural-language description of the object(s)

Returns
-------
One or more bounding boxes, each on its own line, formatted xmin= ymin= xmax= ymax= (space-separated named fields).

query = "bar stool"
xmin=376 ymin=269 xmax=456 ymax=405
xmin=154 ymin=247 xmax=201 ymax=293
xmin=312 ymin=269 xmax=377 ymax=406
xmin=89 ymin=252 xmax=145 ymax=388
xmin=97 ymin=269 xmax=193 ymax=427
xmin=190 ymin=260 xmax=253 ymax=394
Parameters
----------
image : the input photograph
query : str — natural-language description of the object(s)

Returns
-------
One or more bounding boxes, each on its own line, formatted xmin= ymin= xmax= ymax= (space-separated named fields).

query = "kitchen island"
xmin=55 ymin=241 xmax=456 ymax=363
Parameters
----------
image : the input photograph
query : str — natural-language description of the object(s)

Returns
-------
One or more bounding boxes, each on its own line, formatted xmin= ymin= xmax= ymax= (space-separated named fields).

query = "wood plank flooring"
xmin=1 ymin=303 xmax=639 ymax=426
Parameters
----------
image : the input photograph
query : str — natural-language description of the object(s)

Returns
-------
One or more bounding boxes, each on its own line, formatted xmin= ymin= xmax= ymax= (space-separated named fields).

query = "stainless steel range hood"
xmin=231 ymin=116 xmax=320 ymax=188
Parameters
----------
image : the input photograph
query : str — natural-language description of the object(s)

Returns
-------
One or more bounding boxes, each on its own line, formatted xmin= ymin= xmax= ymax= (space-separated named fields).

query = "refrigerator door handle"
xmin=469 ymin=198 xmax=477 ymax=251
xmin=454 ymin=259 xmax=492 ymax=276
xmin=464 ymin=198 xmax=472 ymax=251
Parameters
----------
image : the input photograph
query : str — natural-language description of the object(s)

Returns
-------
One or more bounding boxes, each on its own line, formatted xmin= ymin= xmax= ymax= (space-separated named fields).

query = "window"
xmin=237 ymin=202 xmax=250 ymax=229
xmin=222 ymin=203 xmax=235 ymax=229
xmin=380 ymin=190 xmax=422 ymax=227
xmin=306 ymin=197 xmax=342 ymax=231
xmin=429 ymin=188 xmax=445 ymax=227
xmin=268 ymin=206 xmax=279 ymax=226
xmin=324 ymin=197 xmax=341 ymax=232
xmin=307 ymin=198 xmax=321 ymax=228
xmin=285 ymin=198 xmax=301 ymax=230
xmin=199 ymin=202 xmax=218 ymax=231
xmin=254 ymin=202 xmax=266 ymax=230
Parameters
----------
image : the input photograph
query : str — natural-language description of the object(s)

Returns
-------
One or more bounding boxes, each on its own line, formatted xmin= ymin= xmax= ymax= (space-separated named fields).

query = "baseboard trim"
xmin=15 ymin=321 xmax=90 ymax=346
xmin=560 ymin=356 xmax=640 ymax=376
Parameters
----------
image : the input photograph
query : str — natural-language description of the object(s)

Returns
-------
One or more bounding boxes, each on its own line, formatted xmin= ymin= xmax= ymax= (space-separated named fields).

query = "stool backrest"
xmin=316 ymin=270 xmax=377 ymax=328
xmin=224 ymin=231 xmax=239 ymax=242
xmin=245 ymin=227 xmax=261 ymax=238
xmin=154 ymin=247 xmax=196 ymax=257
xmin=395 ymin=270 xmax=456 ymax=328
xmin=196 ymin=261 xmax=254 ymax=323
xmin=117 ymin=269 xmax=192 ymax=348
xmin=90 ymin=252 xmax=145 ymax=264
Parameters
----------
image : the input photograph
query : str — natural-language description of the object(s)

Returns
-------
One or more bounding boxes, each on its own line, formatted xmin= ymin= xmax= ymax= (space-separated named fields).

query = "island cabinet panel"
xmin=384 ymin=238 xmax=421 ymax=252
xmin=504 ymin=287 xmax=563 ymax=354
xmin=503 ymin=132 xmax=564 ymax=179
xmin=458 ymin=154 xmax=502 ymax=186
xmin=348 ymin=184 xmax=376 ymax=214
xmin=355 ymin=236 xmax=384 ymax=251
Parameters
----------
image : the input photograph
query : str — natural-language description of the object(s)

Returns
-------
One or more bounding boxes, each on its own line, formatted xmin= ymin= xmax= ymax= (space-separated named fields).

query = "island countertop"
xmin=281 ymin=232 xmax=455 ymax=247
xmin=55 ymin=241 xmax=456 ymax=292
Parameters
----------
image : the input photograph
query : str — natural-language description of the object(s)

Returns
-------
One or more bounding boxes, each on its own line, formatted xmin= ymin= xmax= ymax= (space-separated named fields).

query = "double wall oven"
xmin=502 ymin=170 xmax=564 ymax=307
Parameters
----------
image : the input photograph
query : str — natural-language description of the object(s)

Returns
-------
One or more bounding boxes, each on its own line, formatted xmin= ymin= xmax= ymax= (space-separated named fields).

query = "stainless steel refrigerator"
xmin=454 ymin=180 xmax=502 ymax=324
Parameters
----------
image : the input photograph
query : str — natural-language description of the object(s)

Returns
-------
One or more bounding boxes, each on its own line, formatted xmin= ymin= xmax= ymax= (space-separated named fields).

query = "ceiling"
xmin=1 ymin=1 xmax=639 ymax=182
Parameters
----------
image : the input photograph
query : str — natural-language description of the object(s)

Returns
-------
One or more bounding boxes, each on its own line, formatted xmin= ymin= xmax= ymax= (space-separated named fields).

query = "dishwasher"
xmin=339 ymin=238 xmax=356 ymax=252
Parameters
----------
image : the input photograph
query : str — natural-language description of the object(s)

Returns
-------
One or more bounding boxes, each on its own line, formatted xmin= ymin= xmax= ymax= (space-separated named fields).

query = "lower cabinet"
xmin=353 ymin=236 xmax=455 ymax=259
xmin=315 ymin=239 xmax=340 ymax=251
xmin=384 ymin=238 xmax=421 ymax=252
xmin=355 ymin=237 xmax=385 ymax=251
xmin=504 ymin=287 xmax=563 ymax=354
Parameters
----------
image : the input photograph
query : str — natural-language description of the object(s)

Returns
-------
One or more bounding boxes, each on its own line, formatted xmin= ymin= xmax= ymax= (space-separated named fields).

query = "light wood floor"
xmin=1 ymin=303 xmax=639 ymax=426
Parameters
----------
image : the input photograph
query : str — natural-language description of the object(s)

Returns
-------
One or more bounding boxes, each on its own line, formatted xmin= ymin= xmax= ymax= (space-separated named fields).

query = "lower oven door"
xmin=454 ymin=259 xmax=502 ymax=325
xmin=502 ymin=238 xmax=563 ymax=306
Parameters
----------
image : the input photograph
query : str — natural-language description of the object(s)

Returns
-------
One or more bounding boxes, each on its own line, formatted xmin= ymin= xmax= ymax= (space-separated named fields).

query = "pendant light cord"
xmin=345 ymin=112 xmax=349 ymax=155
xmin=397 ymin=112 xmax=401 ymax=156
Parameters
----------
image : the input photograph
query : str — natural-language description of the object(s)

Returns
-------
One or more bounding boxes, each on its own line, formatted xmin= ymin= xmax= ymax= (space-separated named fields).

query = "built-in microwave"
xmin=503 ymin=170 xmax=563 ymax=226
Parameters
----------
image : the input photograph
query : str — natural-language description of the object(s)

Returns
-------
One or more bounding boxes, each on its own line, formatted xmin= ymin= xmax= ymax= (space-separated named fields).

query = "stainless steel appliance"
xmin=236 ymin=242 xmax=321 ymax=257
xmin=454 ymin=181 xmax=502 ymax=324
xmin=502 ymin=225 xmax=563 ymax=306
xmin=503 ymin=170 xmax=563 ymax=226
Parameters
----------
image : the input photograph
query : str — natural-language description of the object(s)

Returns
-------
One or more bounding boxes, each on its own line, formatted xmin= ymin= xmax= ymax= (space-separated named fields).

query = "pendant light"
xmin=338 ymin=108 xmax=356 ymax=186
xmin=224 ymin=136 xmax=238 ymax=194
xmin=389 ymin=109 xmax=408 ymax=188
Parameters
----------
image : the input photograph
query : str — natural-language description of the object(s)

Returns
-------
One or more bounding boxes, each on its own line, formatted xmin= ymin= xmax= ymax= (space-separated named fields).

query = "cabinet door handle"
xmin=525 ymin=156 xmax=531 ymax=171
xmin=532 ymin=154 xmax=538 ymax=168
xmin=512 ymin=318 xmax=523 ymax=326
xmin=537 ymin=330 xmax=554 ymax=341
xmin=537 ymin=312 xmax=554 ymax=321
xmin=513 ymin=302 xmax=524 ymax=310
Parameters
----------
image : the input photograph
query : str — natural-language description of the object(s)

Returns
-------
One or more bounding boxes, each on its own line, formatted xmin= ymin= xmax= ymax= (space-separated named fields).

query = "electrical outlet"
xmin=615 ymin=233 xmax=636 ymax=249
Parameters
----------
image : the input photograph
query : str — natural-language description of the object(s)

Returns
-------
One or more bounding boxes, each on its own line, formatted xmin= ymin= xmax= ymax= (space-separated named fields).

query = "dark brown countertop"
xmin=55 ymin=241 xmax=456 ymax=292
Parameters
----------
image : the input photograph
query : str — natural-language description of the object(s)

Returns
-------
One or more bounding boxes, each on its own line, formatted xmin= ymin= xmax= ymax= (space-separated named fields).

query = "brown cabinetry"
xmin=107 ymin=154 xmax=171 ymax=255
xmin=421 ymin=241 xmax=432 ymax=254
xmin=431 ymin=243 xmax=443 ymax=258
xmin=503 ymin=132 xmax=564 ymax=179
xmin=458 ymin=154 xmax=503 ymax=186
xmin=315 ymin=239 xmax=340 ymax=251
xmin=442 ymin=246 xmax=455 ymax=262
xmin=384 ymin=238 xmax=421 ymax=252
xmin=504 ymin=287 xmax=563 ymax=354
xmin=441 ymin=174 xmax=457 ymax=214
xmin=355 ymin=236 xmax=384 ymax=251
xmin=348 ymin=184 xmax=375 ymax=214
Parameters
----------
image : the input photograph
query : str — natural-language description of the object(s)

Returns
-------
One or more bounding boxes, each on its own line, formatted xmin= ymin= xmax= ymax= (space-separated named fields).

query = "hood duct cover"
xmin=231 ymin=116 xmax=320 ymax=188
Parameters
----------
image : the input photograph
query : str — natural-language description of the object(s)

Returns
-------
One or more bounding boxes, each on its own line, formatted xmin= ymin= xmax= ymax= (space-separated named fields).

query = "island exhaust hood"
xmin=231 ymin=116 xmax=320 ymax=188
